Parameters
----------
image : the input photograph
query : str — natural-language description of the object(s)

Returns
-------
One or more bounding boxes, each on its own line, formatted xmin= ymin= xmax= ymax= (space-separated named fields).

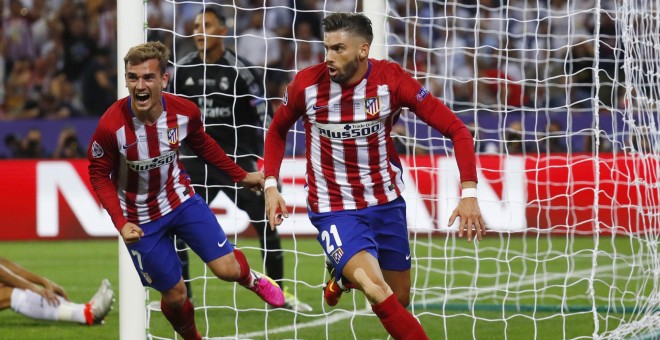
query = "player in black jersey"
xmin=171 ymin=6 xmax=311 ymax=312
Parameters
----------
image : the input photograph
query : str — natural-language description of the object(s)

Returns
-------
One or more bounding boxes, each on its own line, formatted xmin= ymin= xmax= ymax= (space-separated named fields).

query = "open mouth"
xmin=135 ymin=93 xmax=150 ymax=105
xmin=328 ymin=66 xmax=337 ymax=77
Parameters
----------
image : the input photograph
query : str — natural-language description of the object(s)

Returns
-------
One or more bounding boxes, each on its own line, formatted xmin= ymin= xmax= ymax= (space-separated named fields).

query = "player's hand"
xmin=240 ymin=171 xmax=264 ymax=192
xmin=44 ymin=279 xmax=68 ymax=301
xmin=448 ymin=197 xmax=486 ymax=242
xmin=121 ymin=223 xmax=144 ymax=244
xmin=265 ymin=186 xmax=288 ymax=230
xmin=31 ymin=285 xmax=61 ymax=306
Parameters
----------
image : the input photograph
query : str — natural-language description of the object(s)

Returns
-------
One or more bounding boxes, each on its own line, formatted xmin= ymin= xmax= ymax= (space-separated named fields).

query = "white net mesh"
xmin=133 ymin=0 xmax=660 ymax=338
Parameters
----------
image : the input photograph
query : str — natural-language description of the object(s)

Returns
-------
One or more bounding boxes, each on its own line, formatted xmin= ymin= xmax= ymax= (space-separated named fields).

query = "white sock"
xmin=10 ymin=288 xmax=87 ymax=324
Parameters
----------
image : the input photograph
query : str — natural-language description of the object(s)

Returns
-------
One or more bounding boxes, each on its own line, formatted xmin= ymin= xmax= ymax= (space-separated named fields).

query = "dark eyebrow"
xmin=324 ymin=42 xmax=345 ymax=49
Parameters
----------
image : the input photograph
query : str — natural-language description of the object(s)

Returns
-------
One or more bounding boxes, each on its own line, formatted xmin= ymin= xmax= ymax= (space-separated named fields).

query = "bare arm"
xmin=0 ymin=257 xmax=67 ymax=304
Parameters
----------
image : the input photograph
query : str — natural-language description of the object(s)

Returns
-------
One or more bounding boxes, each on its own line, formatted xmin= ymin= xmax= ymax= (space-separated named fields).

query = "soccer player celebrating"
xmin=88 ymin=41 xmax=284 ymax=340
xmin=263 ymin=13 xmax=486 ymax=339
xmin=0 ymin=257 xmax=113 ymax=325
xmin=172 ymin=7 xmax=311 ymax=312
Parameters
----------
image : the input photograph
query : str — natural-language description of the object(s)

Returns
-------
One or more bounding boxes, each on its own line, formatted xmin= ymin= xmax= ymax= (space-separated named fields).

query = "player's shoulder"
xmin=224 ymin=48 xmax=251 ymax=68
xmin=178 ymin=51 xmax=200 ymax=65
xmin=97 ymin=97 xmax=129 ymax=130
xmin=371 ymin=59 xmax=406 ymax=77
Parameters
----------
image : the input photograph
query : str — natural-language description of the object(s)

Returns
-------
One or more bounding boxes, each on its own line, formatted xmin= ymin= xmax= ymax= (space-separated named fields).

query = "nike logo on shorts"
xmin=218 ymin=238 xmax=228 ymax=247
xmin=405 ymin=253 xmax=411 ymax=260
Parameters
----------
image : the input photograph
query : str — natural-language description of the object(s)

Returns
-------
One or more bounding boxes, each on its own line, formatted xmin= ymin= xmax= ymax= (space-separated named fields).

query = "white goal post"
xmin=116 ymin=1 xmax=146 ymax=339
xmin=116 ymin=0 xmax=660 ymax=339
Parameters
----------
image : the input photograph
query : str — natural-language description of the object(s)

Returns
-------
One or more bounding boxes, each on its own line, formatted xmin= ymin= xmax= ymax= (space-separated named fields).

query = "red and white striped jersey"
xmin=88 ymin=93 xmax=247 ymax=230
xmin=264 ymin=59 xmax=477 ymax=213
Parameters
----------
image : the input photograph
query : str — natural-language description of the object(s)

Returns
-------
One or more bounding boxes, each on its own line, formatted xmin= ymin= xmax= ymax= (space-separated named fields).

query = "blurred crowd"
xmin=0 ymin=0 xmax=116 ymax=121
xmin=0 ymin=0 xmax=634 ymax=158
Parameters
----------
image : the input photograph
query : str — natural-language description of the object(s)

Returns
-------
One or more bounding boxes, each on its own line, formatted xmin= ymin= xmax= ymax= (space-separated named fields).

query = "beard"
xmin=331 ymin=56 xmax=360 ymax=84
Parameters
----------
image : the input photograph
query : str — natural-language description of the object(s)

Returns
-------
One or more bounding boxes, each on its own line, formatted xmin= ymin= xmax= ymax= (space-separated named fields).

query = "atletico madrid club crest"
xmin=364 ymin=97 xmax=380 ymax=116
xmin=167 ymin=127 xmax=179 ymax=145
xmin=331 ymin=247 xmax=344 ymax=264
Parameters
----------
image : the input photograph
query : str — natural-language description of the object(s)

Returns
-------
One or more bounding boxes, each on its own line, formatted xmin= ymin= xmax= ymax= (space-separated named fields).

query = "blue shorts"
xmin=125 ymin=194 xmax=234 ymax=292
xmin=308 ymin=196 xmax=411 ymax=280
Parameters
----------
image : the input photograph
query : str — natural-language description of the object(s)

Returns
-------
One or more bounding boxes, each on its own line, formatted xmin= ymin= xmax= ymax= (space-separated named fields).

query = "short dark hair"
xmin=200 ymin=6 xmax=226 ymax=26
xmin=322 ymin=13 xmax=373 ymax=44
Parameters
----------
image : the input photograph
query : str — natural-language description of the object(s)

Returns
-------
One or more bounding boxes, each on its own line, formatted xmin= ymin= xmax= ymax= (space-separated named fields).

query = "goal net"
xmin=117 ymin=0 xmax=660 ymax=338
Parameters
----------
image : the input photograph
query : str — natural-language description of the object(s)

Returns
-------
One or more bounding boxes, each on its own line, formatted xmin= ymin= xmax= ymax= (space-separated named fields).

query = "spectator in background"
xmin=33 ymin=44 xmax=63 ymax=96
xmin=61 ymin=14 xmax=96 ymax=82
xmin=543 ymin=121 xmax=567 ymax=153
xmin=3 ymin=133 xmax=21 ymax=158
xmin=52 ymin=127 xmax=84 ymax=158
xmin=467 ymin=121 xmax=498 ymax=154
xmin=583 ymin=130 xmax=613 ymax=153
xmin=629 ymin=129 xmax=653 ymax=154
xmin=22 ymin=91 xmax=76 ymax=119
xmin=236 ymin=6 xmax=281 ymax=68
xmin=505 ymin=121 xmax=539 ymax=154
xmin=49 ymin=72 xmax=85 ymax=116
xmin=475 ymin=54 xmax=527 ymax=109
xmin=4 ymin=0 xmax=36 ymax=71
xmin=567 ymin=39 xmax=595 ymax=110
xmin=3 ymin=59 xmax=34 ymax=119
xmin=292 ymin=0 xmax=323 ymax=40
xmin=146 ymin=0 xmax=174 ymax=51
xmin=294 ymin=21 xmax=324 ymax=61
xmin=264 ymin=0 xmax=294 ymax=39
xmin=88 ymin=0 xmax=117 ymax=56
xmin=81 ymin=48 xmax=116 ymax=116
xmin=16 ymin=128 xmax=47 ymax=158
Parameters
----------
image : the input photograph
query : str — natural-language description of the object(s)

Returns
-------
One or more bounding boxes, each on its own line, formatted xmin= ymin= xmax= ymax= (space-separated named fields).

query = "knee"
xmin=357 ymin=277 xmax=391 ymax=304
xmin=395 ymin=289 xmax=410 ymax=307
xmin=208 ymin=253 xmax=242 ymax=281
xmin=161 ymin=281 xmax=188 ymax=308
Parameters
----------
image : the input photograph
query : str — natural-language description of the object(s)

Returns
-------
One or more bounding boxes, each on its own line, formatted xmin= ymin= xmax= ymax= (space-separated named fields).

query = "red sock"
xmin=160 ymin=298 xmax=201 ymax=340
xmin=371 ymin=294 xmax=429 ymax=340
xmin=232 ymin=248 xmax=253 ymax=286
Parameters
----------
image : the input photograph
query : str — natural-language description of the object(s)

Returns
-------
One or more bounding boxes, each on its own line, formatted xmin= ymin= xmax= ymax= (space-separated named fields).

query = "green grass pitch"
xmin=0 ymin=234 xmax=647 ymax=339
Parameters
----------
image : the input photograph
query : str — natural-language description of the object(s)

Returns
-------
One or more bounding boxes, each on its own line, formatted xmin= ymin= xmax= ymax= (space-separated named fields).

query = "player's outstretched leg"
xmin=232 ymin=248 xmax=285 ymax=307
xmin=344 ymin=251 xmax=429 ymax=340
xmin=7 ymin=279 xmax=114 ymax=325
